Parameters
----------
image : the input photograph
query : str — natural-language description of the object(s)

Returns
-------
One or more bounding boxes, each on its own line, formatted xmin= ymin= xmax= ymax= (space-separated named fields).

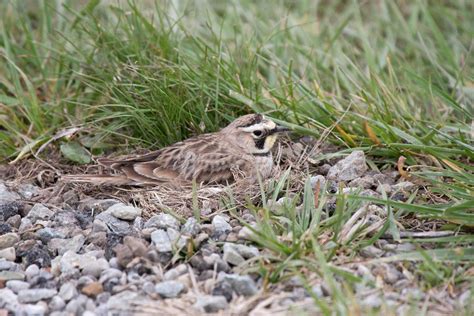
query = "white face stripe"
xmin=240 ymin=120 xmax=277 ymax=133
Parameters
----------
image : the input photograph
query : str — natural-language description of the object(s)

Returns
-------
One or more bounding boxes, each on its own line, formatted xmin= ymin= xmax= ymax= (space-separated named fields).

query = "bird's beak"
xmin=270 ymin=125 xmax=291 ymax=134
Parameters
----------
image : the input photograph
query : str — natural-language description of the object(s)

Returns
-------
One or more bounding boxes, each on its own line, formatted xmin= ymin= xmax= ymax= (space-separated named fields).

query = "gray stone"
xmin=79 ymin=198 xmax=119 ymax=213
xmin=17 ymin=183 xmax=39 ymax=199
xmin=6 ymin=214 xmax=21 ymax=229
xmin=99 ymin=268 xmax=123 ymax=284
xmin=0 ymin=271 xmax=25 ymax=281
xmin=59 ymin=282 xmax=78 ymax=302
xmin=238 ymin=225 xmax=256 ymax=240
xmin=349 ymin=176 xmax=375 ymax=189
xmin=212 ymin=215 xmax=232 ymax=235
xmin=0 ymin=288 xmax=18 ymax=309
xmin=384 ymin=265 xmax=403 ymax=284
xmin=222 ymin=244 xmax=245 ymax=266
xmin=107 ymin=203 xmax=142 ymax=221
xmin=18 ymin=288 xmax=57 ymax=303
xmin=154 ymin=280 xmax=185 ymax=298
xmin=310 ymin=175 xmax=327 ymax=190
xmin=82 ymin=258 xmax=109 ymax=278
xmin=360 ymin=245 xmax=383 ymax=258
xmin=26 ymin=204 xmax=54 ymax=223
xmin=145 ymin=214 xmax=180 ymax=231
xmin=17 ymin=304 xmax=47 ymax=315
xmin=150 ymin=229 xmax=172 ymax=253
xmin=19 ymin=218 xmax=33 ymax=232
xmin=48 ymin=235 xmax=85 ymax=255
xmin=182 ymin=217 xmax=201 ymax=236
xmin=37 ymin=227 xmax=67 ymax=242
xmin=327 ymin=151 xmax=368 ymax=181
xmin=0 ymin=247 xmax=15 ymax=260
xmin=222 ymin=274 xmax=258 ymax=296
xmin=25 ymin=264 xmax=40 ymax=280
xmin=49 ymin=295 xmax=66 ymax=311
xmin=362 ymin=293 xmax=382 ymax=308
xmin=0 ymin=232 xmax=19 ymax=250
xmin=393 ymin=181 xmax=416 ymax=191
xmin=0 ymin=183 xmax=20 ymax=201
xmin=194 ymin=295 xmax=228 ymax=313
xmin=226 ymin=243 xmax=259 ymax=259
xmin=6 ymin=280 xmax=30 ymax=293
xmin=0 ymin=259 xmax=14 ymax=271
xmin=163 ymin=264 xmax=188 ymax=281
xmin=94 ymin=213 xmax=132 ymax=236
xmin=376 ymin=183 xmax=392 ymax=194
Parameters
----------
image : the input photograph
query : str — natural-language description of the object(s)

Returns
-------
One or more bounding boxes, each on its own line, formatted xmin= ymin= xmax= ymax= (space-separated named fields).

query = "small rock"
xmin=360 ymin=245 xmax=384 ymax=258
xmin=6 ymin=280 xmax=30 ymax=293
xmin=384 ymin=265 xmax=402 ymax=284
xmin=212 ymin=280 xmax=233 ymax=302
xmin=24 ymin=264 xmax=40 ymax=280
xmin=0 ymin=223 xmax=11 ymax=234
xmin=22 ymin=244 xmax=51 ymax=268
xmin=144 ymin=214 xmax=180 ymax=231
xmin=194 ymin=295 xmax=228 ymax=313
xmin=6 ymin=214 xmax=21 ymax=229
xmin=362 ymin=293 xmax=382 ymax=308
xmin=0 ymin=271 xmax=25 ymax=281
xmin=78 ymin=198 xmax=119 ymax=213
xmin=0 ymin=183 xmax=20 ymax=202
xmin=17 ymin=304 xmax=47 ymax=315
xmin=0 ymin=233 xmax=19 ymax=250
xmin=310 ymin=175 xmax=326 ymax=190
xmin=0 ymin=247 xmax=15 ymax=261
xmin=327 ymin=151 xmax=368 ymax=181
xmin=376 ymin=183 xmax=392 ymax=194
xmin=393 ymin=181 xmax=416 ymax=191
xmin=349 ymin=176 xmax=375 ymax=189
xmin=238 ymin=225 xmax=256 ymax=240
xmin=59 ymin=282 xmax=78 ymax=302
xmin=18 ymin=288 xmax=57 ymax=303
xmin=396 ymin=243 xmax=416 ymax=252
xmin=81 ymin=258 xmax=109 ymax=278
xmin=212 ymin=215 xmax=232 ymax=236
xmin=113 ymin=244 xmax=133 ymax=268
xmin=163 ymin=264 xmax=188 ymax=281
xmin=107 ymin=203 xmax=142 ymax=221
xmin=222 ymin=274 xmax=258 ymax=296
xmin=0 ymin=259 xmax=14 ymax=271
xmin=123 ymin=236 xmax=147 ymax=257
xmin=150 ymin=229 xmax=172 ymax=253
xmin=26 ymin=204 xmax=54 ymax=223
xmin=182 ymin=217 xmax=201 ymax=236
xmin=99 ymin=268 xmax=122 ymax=284
xmin=222 ymin=244 xmax=244 ymax=266
xmin=17 ymin=183 xmax=39 ymax=199
xmin=48 ymin=235 xmax=85 ymax=255
xmin=154 ymin=281 xmax=185 ymax=298
xmin=49 ymin=295 xmax=66 ymax=311
xmin=94 ymin=213 xmax=132 ymax=237
xmin=81 ymin=282 xmax=103 ymax=297
xmin=0 ymin=202 xmax=21 ymax=222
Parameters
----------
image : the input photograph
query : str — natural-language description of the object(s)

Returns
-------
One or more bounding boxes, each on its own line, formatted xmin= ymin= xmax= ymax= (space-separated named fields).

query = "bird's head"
xmin=222 ymin=114 xmax=290 ymax=155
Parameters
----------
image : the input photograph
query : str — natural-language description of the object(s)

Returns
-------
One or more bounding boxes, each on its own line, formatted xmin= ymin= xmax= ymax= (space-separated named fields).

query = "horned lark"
xmin=64 ymin=114 xmax=289 ymax=186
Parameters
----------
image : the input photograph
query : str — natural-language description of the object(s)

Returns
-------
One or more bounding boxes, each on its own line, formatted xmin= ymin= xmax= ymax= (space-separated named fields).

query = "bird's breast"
xmin=254 ymin=154 xmax=274 ymax=179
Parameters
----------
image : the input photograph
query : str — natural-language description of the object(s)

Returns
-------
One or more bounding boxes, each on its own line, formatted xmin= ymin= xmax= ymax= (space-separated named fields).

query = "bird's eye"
xmin=253 ymin=130 xmax=263 ymax=137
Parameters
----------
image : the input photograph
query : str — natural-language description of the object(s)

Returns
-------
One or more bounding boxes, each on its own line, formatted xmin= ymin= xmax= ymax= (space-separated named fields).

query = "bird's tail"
xmin=61 ymin=174 xmax=133 ymax=185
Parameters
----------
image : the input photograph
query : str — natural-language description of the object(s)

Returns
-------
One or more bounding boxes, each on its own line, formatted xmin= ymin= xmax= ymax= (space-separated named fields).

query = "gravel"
xmin=327 ymin=150 xmax=368 ymax=181
xmin=154 ymin=280 xmax=185 ymax=298
xmin=0 ymin=149 xmax=464 ymax=315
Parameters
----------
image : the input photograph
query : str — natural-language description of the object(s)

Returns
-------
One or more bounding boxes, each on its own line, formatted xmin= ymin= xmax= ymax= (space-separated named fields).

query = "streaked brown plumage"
xmin=63 ymin=114 xmax=289 ymax=186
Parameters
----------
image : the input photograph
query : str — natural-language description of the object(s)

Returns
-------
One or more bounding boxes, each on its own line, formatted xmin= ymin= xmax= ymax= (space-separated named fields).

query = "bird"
xmin=63 ymin=114 xmax=290 ymax=186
